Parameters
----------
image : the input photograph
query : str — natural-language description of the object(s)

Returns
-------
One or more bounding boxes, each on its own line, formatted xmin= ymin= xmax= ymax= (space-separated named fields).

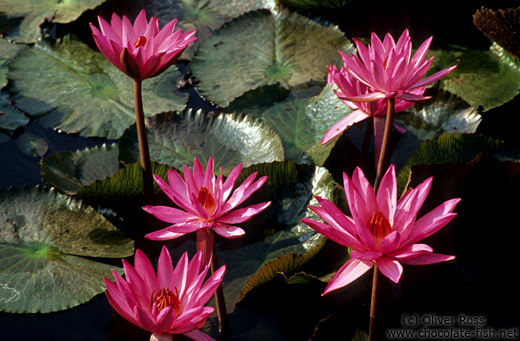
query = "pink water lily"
xmin=90 ymin=9 xmax=197 ymax=81
xmin=301 ymin=165 xmax=460 ymax=295
xmin=323 ymin=64 xmax=426 ymax=165
xmin=104 ymin=246 xmax=224 ymax=341
xmin=144 ymin=157 xmax=270 ymax=241
xmin=339 ymin=29 xmax=456 ymax=102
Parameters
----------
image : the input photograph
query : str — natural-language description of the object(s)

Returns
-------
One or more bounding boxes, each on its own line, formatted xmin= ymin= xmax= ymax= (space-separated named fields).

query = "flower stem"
xmin=210 ymin=244 xmax=229 ymax=340
xmin=374 ymin=97 xmax=395 ymax=193
xmin=368 ymin=264 xmax=379 ymax=341
xmin=133 ymin=80 xmax=154 ymax=203
xmin=197 ymin=230 xmax=229 ymax=339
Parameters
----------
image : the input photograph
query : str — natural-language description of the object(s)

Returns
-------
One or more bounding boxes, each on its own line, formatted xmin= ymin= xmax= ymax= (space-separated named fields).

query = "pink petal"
xmin=407 ymin=198 xmax=460 ymax=244
xmin=143 ymin=205 xmax=196 ymax=223
xmin=375 ymin=165 xmax=397 ymax=225
xmin=104 ymin=278 xmax=138 ymax=324
xmin=387 ymin=243 xmax=433 ymax=259
xmin=337 ymin=91 xmax=386 ymax=102
xmin=193 ymin=265 xmax=226 ymax=307
xmin=156 ymin=306 xmax=176 ymax=333
xmin=135 ymin=305 xmax=160 ymax=333
xmin=376 ymin=256 xmax=403 ymax=283
xmin=301 ymin=217 xmax=365 ymax=251
xmin=409 ymin=64 xmax=457 ymax=89
xmin=321 ymin=109 xmax=370 ymax=144
xmin=172 ymin=306 xmax=212 ymax=334
xmin=213 ymin=224 xmax=245 ymax=238
xmin=221 ymin=162 xmax=243 ymax=201
xmin=184 ymin=329 xmax=216 ymax=341
xmin=134 ymin=249 xmax=158 ymax=291
xmin=157 ymin=246 xmax=174 ymax=290
xmin=322 ymin=258 xmax=374 ymax=295
xmin=224 ymin=174 xmax=268 ymax=211
xmin=397 ymin=92 xmax=432 ymax=102
xmin=218 ymin=201 xmax=271 ymax=224
xmin=399 ymin=252 xmax=455 ymax=265
xmin=145 ymin=227 xmax=186 ymax=241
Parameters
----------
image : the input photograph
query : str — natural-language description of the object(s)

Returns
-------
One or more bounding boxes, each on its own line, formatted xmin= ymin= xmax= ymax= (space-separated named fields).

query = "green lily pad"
xmin=0 ymin=0 xmax=106 ymax=43
xmin=7 ymin=37 xmax=187 ymax=139
xmin=41 ymin=143 xmax=174 ymax=198
xmin=190 ymin=7 xmax=354 ymax=106
xmin=431 ymin=43 xmax=520 ymax=111
xmin=278 ymin=0 xmax=350 ymax=9
xmin=0 ymin=186 xmax=134 ymax=313
xmin=41 ymin=143 xmax=119 ymax=195
xmin=397 ymin=90 xmax=481 ymax=141
xmin=258 ymin=84 xmax=351 ymax=165
xmin=140 ymin=0 xmax=276 ymax=59
xmin=397 ymin=133 xmax=520 ymax=195
xmin=216 ymin=161 xmax=335 ymax=310
xmin=0 ymin=91 xmax=29 ymax=144
xmin=118 ymin=109 xmax=285 ymax=175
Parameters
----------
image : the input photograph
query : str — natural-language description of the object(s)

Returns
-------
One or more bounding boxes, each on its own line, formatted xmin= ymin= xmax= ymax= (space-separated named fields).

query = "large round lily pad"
xmin=431 ymin=43 xmax=520 ymax=111
xmin=0 ymin=186 xmax=134 ymax=313
xmin=118 ymin=109 xmax=285 ymax=174
xmin=0 ymin=0 xmax=106 ymax=43
xmin=190 ymin=7 xmax=354 ymax=106
xmin=7 ymin=37 xmax=187 ymax=139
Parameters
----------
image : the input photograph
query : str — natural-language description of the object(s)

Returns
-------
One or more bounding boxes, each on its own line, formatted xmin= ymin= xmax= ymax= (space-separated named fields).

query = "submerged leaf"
xmin=0 ymin=187 xmax=134 ymax=313
xmin=119 ymin=109 xmax=285 ymax=175
xmin=190 ymin=7 xmax=353 ymax=106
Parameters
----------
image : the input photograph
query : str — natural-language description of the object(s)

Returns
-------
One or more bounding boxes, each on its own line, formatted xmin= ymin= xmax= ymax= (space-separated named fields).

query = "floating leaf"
xmin=76 ymin=161 xmax=172 ymax=199
xmin=397 ymin=90 xmax=481 ymax=141
xmin=8 ymin=38 xmax=187 ymax=139
xmin=0 ymin=186 xmax=134 ymax=313
xmin=0 ymin=0 xmax=106 ymax=43
xmin=119 ymin=109 xmax=285 ymax=175
xmin=397 ymin=133 xmax=520 ymax=194
xmin=431 ymin=44 xmax=520 ymax=110
xmin=190 ymin=7 xmax=354 ymax=106
xmin=41 ymin=143 xmax=119 ymax=195
xmin=214 ymin=161 xmax=335 ymax=310
xmin=278 ymin=0 xmax=351 ymax=9
xmin=257 ymin=84 xmax=351 ymax=165
xmin=138 ymin=0 xmax=276 ymax=59
xmin=473 ymin=6 xmax=520 ymax=61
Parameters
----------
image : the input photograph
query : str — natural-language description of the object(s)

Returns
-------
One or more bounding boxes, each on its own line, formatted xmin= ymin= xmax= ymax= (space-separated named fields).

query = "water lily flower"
xmin=339 ymin=29 xmax=456 ymax=102
xmin=104 ymin=246 xmax=225 ymax=341
xmin=301 ymin=165 xmax=460 ymax=295
xmin=323 ymin=64 xmax=425 ymax=165
xmin=144 ymin=157 xmax=271 ymax=241
xmin=90 ymin=9 xmax=197 ymax=81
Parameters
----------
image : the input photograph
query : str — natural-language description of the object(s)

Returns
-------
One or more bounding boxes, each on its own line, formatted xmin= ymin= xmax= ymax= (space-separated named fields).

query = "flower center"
xmin=367 ymin=210 xmax=392 ymax=247
xmin=134 ymin=36 xmax=147 ymax=48
xmin=197 ymin=187 xmax=217 ymax=215
xmin=151 ymin=288 xmax=180 ymax=313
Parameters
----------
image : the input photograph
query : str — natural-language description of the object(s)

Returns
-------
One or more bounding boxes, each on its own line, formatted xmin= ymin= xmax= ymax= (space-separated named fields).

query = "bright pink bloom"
xmin=339 ymin=29 xmax=456 ymax=102
xmin=90 ymin=10 xmax=197 ymax=81
xmin=104 ymin=246 xmax=224 ymax=341
xmin=144 ymin=157 xmax=270 ymax=241
xmin=323 ymin=64 xmax=425 ymax=165
xmin=301 ymin=165 xmax=460 ymax=295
